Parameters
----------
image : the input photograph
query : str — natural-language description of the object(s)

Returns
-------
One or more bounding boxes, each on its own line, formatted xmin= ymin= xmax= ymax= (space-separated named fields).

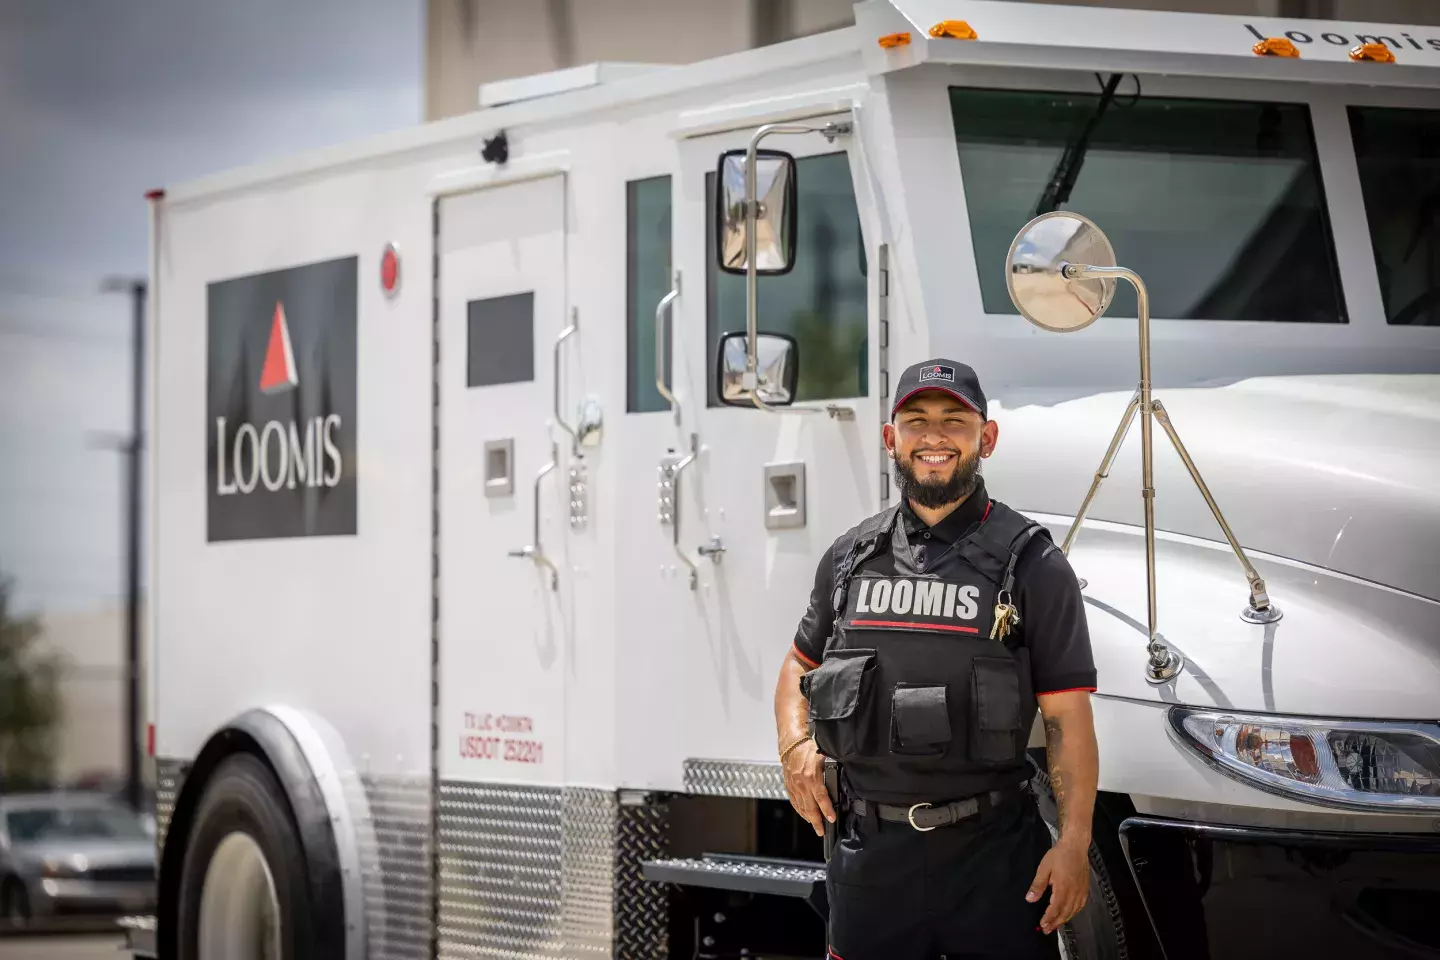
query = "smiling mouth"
xmin=915 ymin=451 xmax=957 ymax=465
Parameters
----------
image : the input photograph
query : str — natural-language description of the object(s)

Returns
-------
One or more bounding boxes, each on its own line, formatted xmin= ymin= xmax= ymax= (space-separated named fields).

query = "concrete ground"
xmin=0 ymin=934 xmax=123 ymax=959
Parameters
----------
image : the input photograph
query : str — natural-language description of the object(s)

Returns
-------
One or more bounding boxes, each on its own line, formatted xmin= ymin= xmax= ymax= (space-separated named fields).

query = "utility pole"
xmin=100 ymin=276 xmax=146 ymax=814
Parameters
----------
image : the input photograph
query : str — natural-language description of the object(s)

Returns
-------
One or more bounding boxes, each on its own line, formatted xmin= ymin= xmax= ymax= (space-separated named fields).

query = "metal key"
xmin=990 ymin=592 xmax=1020 ymax=640
xmin=990 ymin=603 xmax=1012 ymax=640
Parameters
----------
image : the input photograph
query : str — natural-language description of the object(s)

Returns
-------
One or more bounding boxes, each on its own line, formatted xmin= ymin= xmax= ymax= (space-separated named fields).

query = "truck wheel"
xmin=175 ymin=753 xmax=317 ymax=960
xmin=1028 ymin=758 xmax=1128 ymax=960
xmin=0 ymin=878 xmax=30 ymax=929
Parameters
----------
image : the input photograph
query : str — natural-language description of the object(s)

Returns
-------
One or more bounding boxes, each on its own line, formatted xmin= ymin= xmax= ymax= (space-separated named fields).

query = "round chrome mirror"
xmin=1005 ymin=211 xmax=1118 ymax=333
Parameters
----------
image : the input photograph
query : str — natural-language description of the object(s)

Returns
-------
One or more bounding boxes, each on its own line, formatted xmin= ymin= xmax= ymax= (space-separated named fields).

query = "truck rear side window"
xmin=627 ymin=175 xmax=674 ymax=412
xmin=1349 ymin=106 xmax=1440 ymax=327
xmin=705 ymin=151 xmax=868 ymax=405
xmin=951 ymin=86 xmax=1346 ymax=324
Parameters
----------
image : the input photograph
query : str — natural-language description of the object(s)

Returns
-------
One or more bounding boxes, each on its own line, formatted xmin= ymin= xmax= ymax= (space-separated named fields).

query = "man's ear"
xmin=980 ymin=419 xmax=999 ymax=458
xmin=882 ymin=422 xmax=898 ymax=458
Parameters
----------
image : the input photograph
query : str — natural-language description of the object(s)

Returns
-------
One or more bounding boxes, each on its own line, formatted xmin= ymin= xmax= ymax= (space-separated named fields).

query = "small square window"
xmin=467 ymin=292 xmax=535 ymax=387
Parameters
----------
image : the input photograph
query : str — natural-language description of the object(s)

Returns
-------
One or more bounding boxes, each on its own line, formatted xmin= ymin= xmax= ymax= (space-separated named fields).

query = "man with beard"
xmin=774 ymin=359 xmax=1099 ymax=959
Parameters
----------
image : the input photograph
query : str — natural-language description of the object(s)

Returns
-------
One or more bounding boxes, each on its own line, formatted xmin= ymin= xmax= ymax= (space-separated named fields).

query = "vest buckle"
xmin=906 ymin=802 xmax=937 ymax=832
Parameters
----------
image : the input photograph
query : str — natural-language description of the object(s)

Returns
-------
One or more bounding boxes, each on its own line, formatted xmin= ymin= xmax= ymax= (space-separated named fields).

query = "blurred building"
xmin=425 ymin=0 xmax=1440 ymax=120
xmin=29 ymin=604 xmax=148 ymax=793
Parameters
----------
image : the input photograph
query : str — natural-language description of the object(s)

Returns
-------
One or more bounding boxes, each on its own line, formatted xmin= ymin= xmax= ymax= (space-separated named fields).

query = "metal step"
xmin=118 ymin=915 xmax=157 ymax=958
xmin=641 ymin=852 xmax=826 ymax=899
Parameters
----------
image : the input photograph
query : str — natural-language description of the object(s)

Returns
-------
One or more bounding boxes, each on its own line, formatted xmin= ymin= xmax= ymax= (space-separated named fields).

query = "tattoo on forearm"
xmin=1044 ymin=716 xmax=1068 ymax=832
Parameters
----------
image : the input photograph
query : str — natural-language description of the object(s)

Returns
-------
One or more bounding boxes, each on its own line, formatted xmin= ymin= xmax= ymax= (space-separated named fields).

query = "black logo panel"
xmin=206 ymin=256 xmax=358 ymax=542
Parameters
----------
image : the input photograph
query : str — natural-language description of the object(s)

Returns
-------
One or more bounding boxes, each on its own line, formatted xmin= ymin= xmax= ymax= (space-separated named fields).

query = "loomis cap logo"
xmin=919 ymin=364 xmax=956 ymax=383
xmin=259 ymin=302 xmax=298 ymax=394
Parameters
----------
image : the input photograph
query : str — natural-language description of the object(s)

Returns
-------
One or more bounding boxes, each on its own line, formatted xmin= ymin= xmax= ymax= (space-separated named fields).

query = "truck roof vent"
xmin=479 ymin=62 xmax=675 ymax=109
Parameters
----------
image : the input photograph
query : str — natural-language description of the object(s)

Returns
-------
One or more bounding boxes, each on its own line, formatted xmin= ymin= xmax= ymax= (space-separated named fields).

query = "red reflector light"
xmin=381 ymin=243 xmax=401 ymax=297
xmin=147 ymin=723 xmax=155 ymax=757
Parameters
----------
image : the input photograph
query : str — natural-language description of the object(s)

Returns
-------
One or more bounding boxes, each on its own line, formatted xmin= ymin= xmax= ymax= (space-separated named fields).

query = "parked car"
xmin=0 ymin=791 xmax=156 ymax=927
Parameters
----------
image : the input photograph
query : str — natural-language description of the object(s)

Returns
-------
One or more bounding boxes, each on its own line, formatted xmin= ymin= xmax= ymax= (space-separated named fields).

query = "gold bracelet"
xmin=778 ymin=734 xmax=811 ymax=762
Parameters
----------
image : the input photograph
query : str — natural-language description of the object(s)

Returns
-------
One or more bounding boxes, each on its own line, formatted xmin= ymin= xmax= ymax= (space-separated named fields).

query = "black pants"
xmin=825 ymin=790 xmax=1058 ymax=960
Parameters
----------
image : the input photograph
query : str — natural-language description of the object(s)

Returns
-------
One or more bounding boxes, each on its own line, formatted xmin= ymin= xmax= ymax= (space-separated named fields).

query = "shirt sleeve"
xmin=791 ymin=542 xmax=837 ymax=668
xmin=1016 ymin=541 xmax=1098 ymax=694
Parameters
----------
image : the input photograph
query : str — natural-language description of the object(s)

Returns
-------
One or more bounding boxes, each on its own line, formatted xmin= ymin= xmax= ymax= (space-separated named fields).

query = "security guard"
xmin=774 ymin=359 xmax=1100 ymax=960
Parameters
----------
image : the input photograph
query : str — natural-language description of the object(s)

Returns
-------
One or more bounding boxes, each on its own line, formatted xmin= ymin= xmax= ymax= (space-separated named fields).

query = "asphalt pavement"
xmin=0 ymin=934 xmax=123 ymax=959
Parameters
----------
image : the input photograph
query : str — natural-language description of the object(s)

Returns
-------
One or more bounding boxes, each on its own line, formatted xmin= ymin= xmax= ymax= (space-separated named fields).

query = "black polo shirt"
xmin=791 ymin=479 xmax=1098 ymax=695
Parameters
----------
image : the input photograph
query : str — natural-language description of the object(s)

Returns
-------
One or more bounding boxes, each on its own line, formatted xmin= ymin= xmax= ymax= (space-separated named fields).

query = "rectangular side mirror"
xmin=716 ymin=331 xmax=799 ymax=407
xmin=715 ymin=148 xmax=798 ymax=276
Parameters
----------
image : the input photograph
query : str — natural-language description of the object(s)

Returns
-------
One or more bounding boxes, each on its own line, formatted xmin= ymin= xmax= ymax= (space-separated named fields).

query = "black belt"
xmin=850 ymin=784 xmax=1025 ymax=832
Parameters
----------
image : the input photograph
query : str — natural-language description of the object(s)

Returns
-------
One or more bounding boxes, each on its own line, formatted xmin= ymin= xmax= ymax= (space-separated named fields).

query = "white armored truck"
xmin=125 ymin=1 xmax=1440 ymax=957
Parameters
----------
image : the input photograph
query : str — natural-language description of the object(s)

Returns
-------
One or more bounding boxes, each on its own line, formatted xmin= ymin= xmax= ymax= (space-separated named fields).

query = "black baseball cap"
xmin=890 ymin=359 xmax=988 ymax=420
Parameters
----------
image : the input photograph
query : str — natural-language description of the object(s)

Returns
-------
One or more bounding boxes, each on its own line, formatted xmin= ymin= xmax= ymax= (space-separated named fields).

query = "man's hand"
xmin=781 ymin=738 xmax=836 ymax=836
xmin=1030 ymin=689 xmax=1100 ymax=935
xmin=1027 ymin=839 xmax=1090 ymax=934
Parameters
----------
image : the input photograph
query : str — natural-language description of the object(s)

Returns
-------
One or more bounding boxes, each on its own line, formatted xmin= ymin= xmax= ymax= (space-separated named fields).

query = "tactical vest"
xmin=799 ymin=499 xmax=1050 ymax=806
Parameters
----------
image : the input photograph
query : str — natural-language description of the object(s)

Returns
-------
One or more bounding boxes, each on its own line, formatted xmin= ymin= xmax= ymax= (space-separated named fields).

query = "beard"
xmin=893 ymin=446 xmax=982 ymax=509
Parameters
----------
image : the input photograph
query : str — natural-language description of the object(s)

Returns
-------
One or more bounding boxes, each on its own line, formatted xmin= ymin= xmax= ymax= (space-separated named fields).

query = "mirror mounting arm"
xmin=743 ymin=120 xmax=852 ymax=416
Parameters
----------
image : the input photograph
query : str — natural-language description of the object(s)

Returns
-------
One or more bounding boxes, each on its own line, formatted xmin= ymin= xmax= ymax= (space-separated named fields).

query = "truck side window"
xmin=705 ymin=151 xmax=868 ymax=405
xmin=627 ymin=175 xmax=674 ymax=413
xmin=951 ymin=87 xmax=1346 ymax=324
xmin=1349 ymin=106 xmax=1440 ymax=327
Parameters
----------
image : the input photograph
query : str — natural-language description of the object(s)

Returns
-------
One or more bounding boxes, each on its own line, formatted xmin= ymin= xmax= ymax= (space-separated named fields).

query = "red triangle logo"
xmin=259 ymin=302 xmax=298 ymax=394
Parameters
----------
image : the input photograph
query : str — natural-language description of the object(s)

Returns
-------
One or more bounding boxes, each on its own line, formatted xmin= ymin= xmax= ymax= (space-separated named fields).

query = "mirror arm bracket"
xmin=742 ymin=120 xmax=851 ymax=416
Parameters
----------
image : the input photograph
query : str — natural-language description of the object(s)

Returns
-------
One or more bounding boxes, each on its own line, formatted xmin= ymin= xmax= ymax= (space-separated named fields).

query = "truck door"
xmin=436 ymin=175 xmax=570 ymax=798
xmin=664 ymin=117 xmax=882 ymax=763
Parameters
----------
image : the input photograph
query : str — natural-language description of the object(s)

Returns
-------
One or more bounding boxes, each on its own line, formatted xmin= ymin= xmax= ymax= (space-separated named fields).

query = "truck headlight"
xmin=1168 ymin=707 xmax=1440 ymax=812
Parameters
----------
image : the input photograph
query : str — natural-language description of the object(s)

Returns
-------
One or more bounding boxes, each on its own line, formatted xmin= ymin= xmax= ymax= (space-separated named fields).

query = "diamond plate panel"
xmin=356 ymin=774 xmax=433 ymax=960
xmin=438 ymin=781 xmax=566 ymax=959
xmin=154 ymin=757 xmax=189 ymax=854
xmin=683 ymin=758 xmax=786 ymax=799
xmin=438 ymin=783 xmax=671 ymax=959
xmin=615 ymin=797 xmax=669 ymax=960
xmin=561 ymin=788 xmax=617 ymax=956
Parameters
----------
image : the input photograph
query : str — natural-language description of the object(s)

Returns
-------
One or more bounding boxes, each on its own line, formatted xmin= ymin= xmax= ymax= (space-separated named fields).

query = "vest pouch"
xmin=970 ymin=656 xmax=1023 ymax=765
xmin=889 ymin=683 xmax=951 ymax=757
xmin=801 ymin=649 xmax=877 ymax=760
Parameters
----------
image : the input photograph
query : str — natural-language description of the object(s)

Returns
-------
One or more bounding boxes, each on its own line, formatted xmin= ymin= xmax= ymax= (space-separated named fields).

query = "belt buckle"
xmin=907 ymin=802 xmax=937 ymax=832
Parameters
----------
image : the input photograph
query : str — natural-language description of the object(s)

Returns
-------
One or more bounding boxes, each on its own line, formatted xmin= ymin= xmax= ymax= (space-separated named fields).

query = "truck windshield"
xmin=1349 ymin=105 xmax=1440 ymax=327
xmin=950 ymin=86 xmax=1345 ymax=324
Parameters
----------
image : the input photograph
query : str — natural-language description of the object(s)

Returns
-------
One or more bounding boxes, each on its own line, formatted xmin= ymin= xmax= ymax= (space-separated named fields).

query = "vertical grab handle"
xmin=655 ymin=271 xmax=682 ymax=425
xmin=659 ymin=433 xmax=701 ymax=590
xmin=555 ymin=309 xmax=579 ymax=452
xmin=508 ymin=441 xmax=560 ymax=591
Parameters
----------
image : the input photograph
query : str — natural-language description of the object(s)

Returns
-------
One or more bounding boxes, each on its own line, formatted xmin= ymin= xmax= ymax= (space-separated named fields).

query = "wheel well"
xmin=1028 ymin=747 xmax=1162 ymax=960
xmin=156 ymin=726 xmax=277 ymax=958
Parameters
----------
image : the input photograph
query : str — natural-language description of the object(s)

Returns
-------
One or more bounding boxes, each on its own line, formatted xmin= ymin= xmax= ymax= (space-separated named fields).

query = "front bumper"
xmin=27 ymin=877 xmax=157 ymax=917
xmin=1119 ymin=816 xmax=1440 ymax=960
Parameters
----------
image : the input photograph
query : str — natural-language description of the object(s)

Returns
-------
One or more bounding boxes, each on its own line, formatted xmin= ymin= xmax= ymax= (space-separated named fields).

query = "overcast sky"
xmin=0 ymin=0 xmax=423 ymax=615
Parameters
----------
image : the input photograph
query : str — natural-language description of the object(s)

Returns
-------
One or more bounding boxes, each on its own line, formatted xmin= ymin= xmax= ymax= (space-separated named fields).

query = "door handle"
xmin=554 ymin=308 xmax=580 ymax=451
xmin=655 ymin=271 xmax=681 ymax=425
xmin=508 ymin=440 xmax=560 ymax=591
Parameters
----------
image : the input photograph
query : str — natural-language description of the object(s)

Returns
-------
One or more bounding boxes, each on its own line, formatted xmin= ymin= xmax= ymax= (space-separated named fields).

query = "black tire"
xmin=1028 ymin=756 xmax=1128 ymax=960
xmin=175 ymin=752 xmax=325 ymax=960
xmin=0 ymin=877 xmax=30 ymax=929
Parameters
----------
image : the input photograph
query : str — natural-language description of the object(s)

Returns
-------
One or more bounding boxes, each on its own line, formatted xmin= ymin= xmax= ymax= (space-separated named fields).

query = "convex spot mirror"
xmin=715 ymin=148 xmax=798 ymax=275
xmin=1005 ymin=211 xmax=1118 ymax=333
xmin=717 ymin=331 xmax=799 ymax=407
